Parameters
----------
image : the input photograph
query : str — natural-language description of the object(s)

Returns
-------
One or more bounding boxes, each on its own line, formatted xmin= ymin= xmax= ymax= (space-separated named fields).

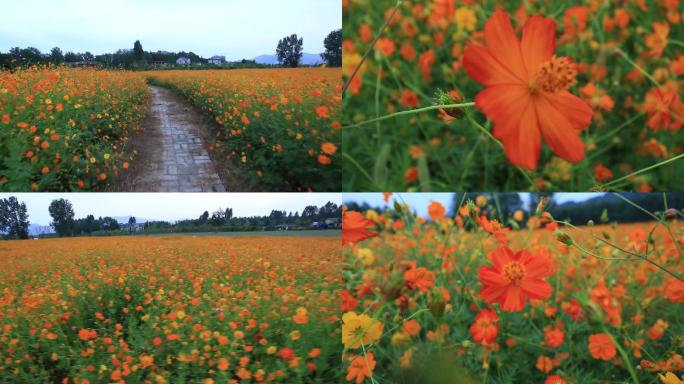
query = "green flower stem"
xmin=596 ymin=153 xmax=684 ymax=190
xmin=604 ymin=328 xmax=640 ymax=384
xmin=342 ymin=0 xmax=403 ymax=95
xmin=342 ymin=102 xmax=475 ymax=129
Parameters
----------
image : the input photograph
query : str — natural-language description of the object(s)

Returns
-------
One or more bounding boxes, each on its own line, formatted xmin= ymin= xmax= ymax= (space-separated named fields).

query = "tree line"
xmin=0 ymin=29 xmax=341 ymax=70
xmin=0 ymin=197 xmax=341 ymax=240
xmin=344 ymin=193 xmax=682 ymax=227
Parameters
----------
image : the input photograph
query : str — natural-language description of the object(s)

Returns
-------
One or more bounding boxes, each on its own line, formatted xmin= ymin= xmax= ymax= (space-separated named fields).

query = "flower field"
xmin=341 ymin=195 xmax=684 ymax=383
xmin=0 ymin=67 xmax=148 ymax=191
xmin=0 ymin=235 xmax=343 ymax=383
xmin=146 ymin=69 xmax=342 ymax=192
xmin=341 ymin=0 xmax=683 ymax=192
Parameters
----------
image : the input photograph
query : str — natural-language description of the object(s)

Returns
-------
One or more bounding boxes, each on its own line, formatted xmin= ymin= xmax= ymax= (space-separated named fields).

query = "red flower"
xmin=469 ymin=308 xmax=499 ymax=345
xmin=278 ymin=347 xmax=295 ymax=361
xmin=478 ymin=246 xmax=553 ymax=312
xmin=463 ymin=10 xmax=593 ymax=169
xmin=594 ymin=164 xmax=613 ymax=182
xmin=342 ymin=211 xmax=377 ymax=244
xmin=588 ymin=333 xmax=616 ymax=360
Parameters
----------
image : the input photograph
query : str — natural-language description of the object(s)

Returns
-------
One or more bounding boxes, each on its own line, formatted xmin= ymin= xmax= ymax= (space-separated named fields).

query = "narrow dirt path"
xmin=115 ymin=85 xmax=226 ymax=192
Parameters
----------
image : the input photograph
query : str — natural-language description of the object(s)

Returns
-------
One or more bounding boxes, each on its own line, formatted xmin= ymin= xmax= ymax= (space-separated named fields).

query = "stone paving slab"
xmin=131 ymin=86 xmax=226 ymax=192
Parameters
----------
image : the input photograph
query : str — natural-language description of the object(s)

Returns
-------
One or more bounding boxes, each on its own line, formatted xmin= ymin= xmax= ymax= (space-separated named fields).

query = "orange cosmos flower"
xmin=463 ymin=10 xmax=593 ymax=169
xmin=544 ymin=325 xmax=565 ymax=348
xmin=402 ymin=320 xmax=421 ymax=336
xmin=321 ymin=142 xmax=337 ymax=155
xmin=346 ymin=353 xmax=376 ymax=384
xmin=428 ymin=201 xmax=446 ymax=221
xmin=478 ymin=246 xmax=553 ymax=312
xmin=315 ymin=105 xmax=331 ymax=119
xmin=469 ymin=308 xmax=499 ymax=345
xmin=317 ymin=154 xmax=332 ymax=165
xmin=642 ymin=86 xmax=683 ymax=131
xmin=404 ymin=263 xmax=435 ymax=293
xmin=588 ymin=333 xmax=616 ymax=360
xmin=342 ymin=211 xmax=377 ymax=244
xmin=594 ymin=164 xmax=613 ymax=182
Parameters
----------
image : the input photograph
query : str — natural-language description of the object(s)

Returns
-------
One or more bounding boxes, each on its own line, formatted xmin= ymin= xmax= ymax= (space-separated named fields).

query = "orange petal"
xmin=483 ymin=10 xmax=527 ymax=82
xmin=463 ymin=44 xmax=522 ymax=86
xmin=502 ymin=285 xmax=525 ymax=311
xmin=475 ymin=85 xmax=531 ymax=140
xmin=520 ymin=279 xmax=552 ymax=300
xmin=545 ymin=91 xmax=593 ymax=131
xmin=520 ymin=15 xmax=556 ymax=77
xmin=500 ymin=100 xmax=541 ymax=170
xmin=535 ymin=95 xmax=586 ymax=163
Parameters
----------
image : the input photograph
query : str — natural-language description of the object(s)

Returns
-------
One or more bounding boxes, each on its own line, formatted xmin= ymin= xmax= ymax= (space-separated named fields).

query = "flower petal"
xmin=545 ymin=91 xmax=593 ymax=130
xmin=500 ymin=99 xmax=542 ymax=169
xmin=483 ymin=10 xmax=527 ymax=82
xmin=520 ymin=278 xmax=552 ymax=300
xmin=521 ymin=15 xmax=556 ymax=76
xmin=463 ymin=44 xmax=522 ymax=86
xmin=501 ymin=285 xmax=525 ymax=311
xmin=475 ymin=85 xmax=531 ymax=140
xmin=535 ymin=95 xmax=586 ymax=163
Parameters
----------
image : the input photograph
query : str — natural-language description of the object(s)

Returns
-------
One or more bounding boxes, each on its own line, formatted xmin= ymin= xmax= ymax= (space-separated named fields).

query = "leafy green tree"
xmin=64 ymin=51 xmax=80 ymax=62
xmin=49 ymin=47 xmax=64 ymax=64
xmin=101 ymin=217 xmax=120 ymax=231
xmin=321 ymin=29 xmax=341 ymax=67
xmin=0 ymin=196 xmax=30 ymax=240
xmin=133 ymin=40 xmax=144 ymax=59
xmin=276 ymin=34 xmax=303 ymax=68
xmin=49 ymin=199 xmax=75 ymax=237
xmin=128 ymin=216 xmax=136 ymax=232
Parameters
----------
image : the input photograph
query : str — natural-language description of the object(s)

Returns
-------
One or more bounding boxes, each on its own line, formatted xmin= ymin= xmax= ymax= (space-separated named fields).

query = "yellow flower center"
xmin=503 ymin=261 xmax=526 ymax=284
xmin=531 ymin=55 xmax=577 ymax=93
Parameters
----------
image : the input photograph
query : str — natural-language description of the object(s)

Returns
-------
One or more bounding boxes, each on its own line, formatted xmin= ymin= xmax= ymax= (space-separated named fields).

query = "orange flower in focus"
xmin=469 ymin=308 xmax=498 ymax=345
xmin=588 ymin=333 xmax=616 ymax=360
xmin=462 ymin=10 xmax=593 ymax=169
xmin=342 ymin=211 xmax=377 ymax=244
xmin=428 ymin=201 xmax=445 ymax=221
xmin=478 ymin=246 xmax=553 ymax=312
xmin=346 ymin=353 xmax=376 ymax=384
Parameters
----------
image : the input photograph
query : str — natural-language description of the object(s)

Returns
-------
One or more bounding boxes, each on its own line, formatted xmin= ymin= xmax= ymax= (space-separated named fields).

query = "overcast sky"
xmin=1 ymin=193 xmax=340 ymax=224
xmin=343 ymin=193 xmax=603 ymax=218
xmin=0 ymin=0 xmax=341 ymax=59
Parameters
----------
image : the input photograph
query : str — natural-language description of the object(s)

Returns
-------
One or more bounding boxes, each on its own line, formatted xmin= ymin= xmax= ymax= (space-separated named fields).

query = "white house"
xmin=208 ymin=55 xmax=225 ymax=65
xmin=176 ymin=57 xmax=191 ymax=65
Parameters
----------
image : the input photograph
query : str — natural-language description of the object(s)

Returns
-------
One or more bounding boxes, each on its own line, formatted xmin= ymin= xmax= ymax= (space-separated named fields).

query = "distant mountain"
xmin=113 ymin=216 xmax=151 ymax=225
xmin=29 ymin=224 xmax=53 ymax=236
xmin=253 ymin=53 xmax=324 ymax=66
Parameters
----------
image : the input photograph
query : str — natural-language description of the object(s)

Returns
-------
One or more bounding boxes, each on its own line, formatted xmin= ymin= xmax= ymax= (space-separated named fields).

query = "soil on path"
xmin=113 ymin=85 xmax=247 ymax=192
